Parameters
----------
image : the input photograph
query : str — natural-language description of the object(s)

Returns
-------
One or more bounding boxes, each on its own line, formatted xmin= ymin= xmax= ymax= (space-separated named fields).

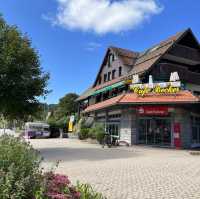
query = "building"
xmin=77 ymin=28 xmax=200 ymax=149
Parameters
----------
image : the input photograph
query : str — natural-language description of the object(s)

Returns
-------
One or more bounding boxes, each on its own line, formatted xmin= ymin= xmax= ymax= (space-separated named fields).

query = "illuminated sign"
xmin=130 ymin=72 xmax=181 ymax=96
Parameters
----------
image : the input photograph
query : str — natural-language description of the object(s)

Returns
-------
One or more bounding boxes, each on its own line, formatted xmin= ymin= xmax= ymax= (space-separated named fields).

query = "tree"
xmin=47 ymin=93 xmax=79 ymax=128
xmin=57 ymin=93 xmax=79 ymax=117
xmin=0 ymin=15 xmax=49 ymax=120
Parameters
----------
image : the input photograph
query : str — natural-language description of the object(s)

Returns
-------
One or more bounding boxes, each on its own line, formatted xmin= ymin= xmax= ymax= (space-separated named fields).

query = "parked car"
xmin=0 ymin=129 xmax=16 ymax=137
xmin=24 ymin=122 xmax=50 ymax=138
xmin=49 ymin=126 xmax=60 ymax=138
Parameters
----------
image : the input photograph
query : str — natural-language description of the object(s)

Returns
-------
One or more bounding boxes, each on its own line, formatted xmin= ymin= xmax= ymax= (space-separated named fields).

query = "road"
xmin=30 ymin=138 xmax=200 ymax=199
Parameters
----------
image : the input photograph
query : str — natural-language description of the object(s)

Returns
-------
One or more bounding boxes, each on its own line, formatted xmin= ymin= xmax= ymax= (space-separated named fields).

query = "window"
xmin=108 ymin=54 xmax=111 ymax=67
xmin=112 ymin=54 xmax=115 ymax=61
xmin=108 ymin=114 xmax=121 ymax=120
xmin=108 ymin=72 xmax=111 ymax=81
xmin=106 ymin=123 xmax=120 ymax=138
xmin=194 ymin=91 xmax=200 ymax=96
xmin=104 ymin=74 xmax=107 ymax=82
xmin=98 ymin=77 xmax=102 ymax=85
xmin=108 ymin=53 xmax=115 ymax=67
xmin=191 ymin=115 xmax=200 ymax=144
xmin=112 ymin=70 xmax=116 ymax=79
xmin=119 ymin=66 xmax=122 ymax=77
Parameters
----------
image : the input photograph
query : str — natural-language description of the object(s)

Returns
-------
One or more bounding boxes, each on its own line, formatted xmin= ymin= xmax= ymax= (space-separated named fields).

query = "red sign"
xmin=137 ymin=106 xmax=169 ymax=116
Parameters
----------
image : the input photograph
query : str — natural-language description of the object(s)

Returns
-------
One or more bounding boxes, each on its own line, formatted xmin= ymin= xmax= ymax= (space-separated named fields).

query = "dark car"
xmin=49 ymin=126 xmax=60 ymax=138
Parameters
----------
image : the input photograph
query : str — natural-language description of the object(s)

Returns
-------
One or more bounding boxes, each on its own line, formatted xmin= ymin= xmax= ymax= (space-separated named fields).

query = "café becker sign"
xmin=132 ymin=85 xmax=180 ymax=96
xmin=130 ymin=72 xmax=181 ymax=96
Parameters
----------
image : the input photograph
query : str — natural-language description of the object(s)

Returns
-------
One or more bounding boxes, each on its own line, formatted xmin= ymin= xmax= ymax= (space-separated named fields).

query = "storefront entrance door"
xmin=138 ymin=118 xmax=171 ymax=146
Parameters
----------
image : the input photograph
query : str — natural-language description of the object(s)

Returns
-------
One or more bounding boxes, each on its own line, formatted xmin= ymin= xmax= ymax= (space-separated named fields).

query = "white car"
xmin=0 ymin=129 xmax=16 ymax=137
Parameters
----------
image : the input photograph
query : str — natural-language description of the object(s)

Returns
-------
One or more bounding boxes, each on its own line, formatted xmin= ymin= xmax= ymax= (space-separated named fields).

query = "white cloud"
xmin=86 ymin=42 xmax=102 ymax=51
xmin=53 ymin=0 xmax=163 ymax=34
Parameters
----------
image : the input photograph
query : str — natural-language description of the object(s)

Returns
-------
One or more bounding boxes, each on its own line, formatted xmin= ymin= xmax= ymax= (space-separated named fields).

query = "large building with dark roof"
xmin=77 ymin=28 xmax=200 ymax=149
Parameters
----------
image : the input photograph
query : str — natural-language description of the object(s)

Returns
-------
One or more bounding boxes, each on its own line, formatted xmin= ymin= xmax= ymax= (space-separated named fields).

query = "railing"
xmin=169 ymin=44 xmax=200 ymax=62
xmin=158 ymin=63 xmax=200 ymax=84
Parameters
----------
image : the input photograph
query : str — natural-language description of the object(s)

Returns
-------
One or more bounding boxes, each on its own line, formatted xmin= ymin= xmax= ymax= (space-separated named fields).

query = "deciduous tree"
xmin=0 ymin=15 xmax=49 ymax=120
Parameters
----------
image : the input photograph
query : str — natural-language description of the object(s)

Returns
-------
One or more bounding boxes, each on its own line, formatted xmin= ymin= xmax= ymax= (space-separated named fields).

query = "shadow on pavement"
xmin=39 ymin=147 xmax=137 ymax=162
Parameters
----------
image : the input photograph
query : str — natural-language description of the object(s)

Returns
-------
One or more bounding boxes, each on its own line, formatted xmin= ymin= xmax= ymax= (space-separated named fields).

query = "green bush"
xmin=76 ymin=182 xmax=107 ymax=199
xmin=0 ymin=135 xmax=42 ymax=199
xmin=86 ymin=123 xmax=105 ymax=143
xmin=79 ymin=128 xmax=90 ymax=140
xmin=93 ymin=124 xmax=105 ymax=144
xmin=88 ymin=128 xmax=97 ymax=139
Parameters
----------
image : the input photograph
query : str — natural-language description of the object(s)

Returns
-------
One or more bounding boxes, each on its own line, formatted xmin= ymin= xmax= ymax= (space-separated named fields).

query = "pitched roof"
xmin=76 ymin=87 xmax=94 ymax=101
xmin=83 ymin=94 xmax=124 ymax=113
xmin=120 ymin=91 xmax=199 ymax=104
xmin=78 ymin=29 xmax=195 ymax=101
xmin=129 ymin=30 xmax=187 ymax=75
xmin=83 ymin=91 xmax=199 ymax=113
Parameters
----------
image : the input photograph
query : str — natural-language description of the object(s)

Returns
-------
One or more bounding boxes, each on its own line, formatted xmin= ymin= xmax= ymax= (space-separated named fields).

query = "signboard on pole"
xmin=68 ymin=115 xmax=75 ymax=132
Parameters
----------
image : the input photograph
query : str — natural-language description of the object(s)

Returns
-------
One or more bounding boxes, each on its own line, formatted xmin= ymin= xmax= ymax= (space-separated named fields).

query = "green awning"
xmin=92 ymin=81 xmax=124 ymax=95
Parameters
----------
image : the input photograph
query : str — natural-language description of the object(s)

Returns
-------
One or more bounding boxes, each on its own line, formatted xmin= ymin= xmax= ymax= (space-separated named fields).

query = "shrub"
xmin=88 ymin=128 xmax=96 ymax=139
xmin=93 ymin=124 xmax=105 ymax=144
xmin=35 ymin=173 xmax=106 ymax=199
xmin=76 ymin=182 xmax=107 ymax=199
xmin=0 ymin=135 xmax=42 ymax=199
xmin=40 ymin=172 xmax=81 ymax=199
xmin=78 ymin=128 xmax=90 ymax=140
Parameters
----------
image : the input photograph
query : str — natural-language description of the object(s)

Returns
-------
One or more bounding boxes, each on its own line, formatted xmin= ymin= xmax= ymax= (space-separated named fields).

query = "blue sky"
xmin=0 ymin=0 xmax=200 ymax=104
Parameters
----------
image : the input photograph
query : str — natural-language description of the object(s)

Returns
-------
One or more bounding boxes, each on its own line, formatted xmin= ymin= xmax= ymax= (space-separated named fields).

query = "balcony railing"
xmin=169 ymin=44 xmax=200 ymax=62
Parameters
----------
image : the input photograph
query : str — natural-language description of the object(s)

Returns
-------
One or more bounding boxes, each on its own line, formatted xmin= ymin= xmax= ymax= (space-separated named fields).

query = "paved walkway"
xmin=30 ymin=138 xmax=200 ymax=199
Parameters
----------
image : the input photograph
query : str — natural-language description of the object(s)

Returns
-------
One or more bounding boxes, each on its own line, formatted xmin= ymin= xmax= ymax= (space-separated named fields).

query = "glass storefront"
xmin=106 ymin=123 xmax=120 ymax=138
xmin=138 ymin=118 xmax=171 ymax=146
xmin=191 ymin=115 xmax=200 ymax=145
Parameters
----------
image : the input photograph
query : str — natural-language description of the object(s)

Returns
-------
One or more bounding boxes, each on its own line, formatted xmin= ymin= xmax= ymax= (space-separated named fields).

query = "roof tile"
xmin=83 ymin=91 xmax=199 ymax=112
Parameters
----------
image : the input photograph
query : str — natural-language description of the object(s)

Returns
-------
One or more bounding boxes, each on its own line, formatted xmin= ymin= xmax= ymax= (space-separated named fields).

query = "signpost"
xmin=68 ymin=115 xmax=75 ymax=132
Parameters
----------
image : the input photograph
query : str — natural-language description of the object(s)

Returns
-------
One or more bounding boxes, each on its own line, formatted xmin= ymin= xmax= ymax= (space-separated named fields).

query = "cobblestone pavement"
xmin=30 ymin=138 xmax=200 ymax=199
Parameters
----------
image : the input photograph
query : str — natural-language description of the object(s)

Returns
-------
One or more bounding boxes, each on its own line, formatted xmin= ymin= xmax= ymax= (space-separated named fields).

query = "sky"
xmin=0 ymin=0 xmax=200 ymax=104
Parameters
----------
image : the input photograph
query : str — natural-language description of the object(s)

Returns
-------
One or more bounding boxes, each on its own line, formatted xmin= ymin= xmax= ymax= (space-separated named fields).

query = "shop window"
xmin=191 ymin=115 xmax=200 ymax=144
xmin=106 ymin=123 xmax=120 ymax=138
xmin=119 ymin=66 xmax=122 ymax=77
xmin=108 ymin=114 xmax=121 ymax=120
xmin=97 ymin=116 xmax=106 ymax=121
